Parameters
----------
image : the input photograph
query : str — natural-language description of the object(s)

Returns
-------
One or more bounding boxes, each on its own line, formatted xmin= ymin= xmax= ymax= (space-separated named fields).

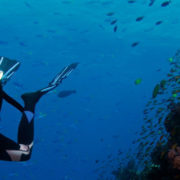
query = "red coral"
xmin=168 ymin=147 xmax=180 ymax=170
xmin=173 ymin=156 xmax=180 ymax=170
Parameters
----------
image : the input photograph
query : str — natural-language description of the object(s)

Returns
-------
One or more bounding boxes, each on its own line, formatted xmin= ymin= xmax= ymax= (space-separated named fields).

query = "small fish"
xmin=149 ymin=0 xmax=155 ymax=6
xmin=152 ymin=84 xmax=160 ymax=98
xmin=53 ymin=12 xmax=61 ymax=15
xmin=47 ymin=29 xmax=56 ymax=33
xmin=135 ymin=78 xmax=142 ymax=85
xmin=118 ymin=149 xmax=122 ymax=155
xmin=19 ymin=42 xmax=27 ymax=47
xmin=169 ymin=57 xmax=173 ymax=62
xmin=38 ymin=112 xmax=47 ymax=119
xmin=107 ymin=154 xmax=112 ymax=159
xmin=36 ymin=34 xmax=43 ymax=38
xmin=155 ymin=21 xmax=163 ymax=25
xmin=160 ymin=80 xmax=166 ymax=89
xmin=24 ymin=2 xmax=32 ymax=8
xmin=110 ymin=19 xmax=118 ymax=25
xmin=113 ymin=25 xmax=118 ymax=32
xmin=161 ymin=1 xmax=171 ymax=7
xmin=0 ymin=40 xmax=8 ymax=45
xmin=131 ymin=42 xmax=139 ymax=47
xmin=112 ymin=135 xmax=119 ymax=139
xmin=33 ymin=21 xmax=39 ymax=24
xmin=136 ymin=16 xmax=144 ymax=22
xmin=58 ymin=90 xmax=76 ymax=98
xmin=106 ymin=12 xmax=114 ymax=16
xmin=128 ymin=0 xmax=136 ymax=3
xmin=62 ymin=0 xmax=71 ymax=4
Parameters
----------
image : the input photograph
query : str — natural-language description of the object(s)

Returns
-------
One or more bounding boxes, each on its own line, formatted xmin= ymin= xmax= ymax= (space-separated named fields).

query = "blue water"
xmin=0 ymin=0 xmax=179 ymax=179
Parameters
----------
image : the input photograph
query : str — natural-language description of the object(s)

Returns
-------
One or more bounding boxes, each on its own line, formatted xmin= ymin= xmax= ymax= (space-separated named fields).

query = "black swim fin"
xmin=0 ymin=56 xmax=21 ymax=85
xmin=49 ymin=62 xmax=79 ymax=87
xmin=40 ymin=62 xmax=79 ymax=93
xmin=21 ymin=62 xmax=79 ymax=111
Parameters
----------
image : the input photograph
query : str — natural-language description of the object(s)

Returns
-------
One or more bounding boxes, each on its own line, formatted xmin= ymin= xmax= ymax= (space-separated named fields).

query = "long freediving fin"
xmin=40 ymin=62 xmax=79 ymax=93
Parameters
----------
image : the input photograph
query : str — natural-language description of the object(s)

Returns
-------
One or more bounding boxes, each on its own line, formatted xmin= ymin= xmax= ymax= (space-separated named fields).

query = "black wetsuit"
xmin=0 ymin=83 xmax=44 ymax=161
xmin=0 ymin=61 xmax=78 ymax=161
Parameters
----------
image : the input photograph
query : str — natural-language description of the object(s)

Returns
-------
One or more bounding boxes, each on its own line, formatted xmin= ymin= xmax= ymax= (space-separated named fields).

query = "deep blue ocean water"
xmin=0 ymin=0 xmax=179 ymax=179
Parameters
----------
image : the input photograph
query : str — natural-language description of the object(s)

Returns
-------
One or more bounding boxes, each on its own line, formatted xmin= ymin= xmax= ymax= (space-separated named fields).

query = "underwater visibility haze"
xmin=0 ymin=0 xmax=180 ymax=179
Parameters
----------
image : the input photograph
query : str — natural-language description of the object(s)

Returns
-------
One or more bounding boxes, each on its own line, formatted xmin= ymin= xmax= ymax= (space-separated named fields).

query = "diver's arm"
xmin=1 ymin=90 xmax=24 ymax=113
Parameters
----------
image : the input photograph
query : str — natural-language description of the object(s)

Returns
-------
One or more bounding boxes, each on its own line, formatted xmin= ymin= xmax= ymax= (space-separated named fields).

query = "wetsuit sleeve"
xmin=1 ymin=90 xmax=24 ymax=113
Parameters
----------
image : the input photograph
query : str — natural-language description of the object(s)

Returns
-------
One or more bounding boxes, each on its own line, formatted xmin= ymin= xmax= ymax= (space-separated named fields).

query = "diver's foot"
xmin=21 ymin=91 xmax=42 ymax=112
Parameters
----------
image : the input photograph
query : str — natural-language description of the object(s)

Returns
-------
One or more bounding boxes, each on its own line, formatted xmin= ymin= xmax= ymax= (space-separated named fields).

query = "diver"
xmin=0 ymin=56 xmax=78 ymax=161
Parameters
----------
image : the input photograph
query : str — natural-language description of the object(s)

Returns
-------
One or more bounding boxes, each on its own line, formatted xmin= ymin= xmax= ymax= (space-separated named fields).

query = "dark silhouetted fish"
xmin=47 ymin=29 xmax=56 ymax=33
xmin=19 ymin=42 xmax=27 ymax=47
xmin=106 ymin=12 xmax=114 ymax=16
xmin=36 ymin=34 xmax=43 ymax=38
xmin=102 ymin=1 xmax=113 ymax=6
xmin=113 ymin=25 xmax=118 ymax=32
xmin=53 ymin=12 xmax=61 ymax=15
xmin=155 ymin=21 xmax=163 ymax=25
xmin=131 ymin=42 xmax=139 ymax=47
xmin=110 ymin=19 xmax=118 ymax=25
xmin=136 ymin=16 xmax=144 ymax=22
xmin=24 ymin=2 xmax=32 ymax=8
xmin=33 ymin=21 xmax=39 ymax=24
xmin=0 ymin=41 xmax=8 ymax=45
xmin=161 ymin=1 xmax=171 ymax=7
xmin=128 ymin=0 xmax=136 ymax=3
xmin=62 ymin=1 xmax=71 ymax=4
xmin=58 ymin=90 xmax=76 ymax=98
xmin=149 ymin=0 xmax=155 ymax=6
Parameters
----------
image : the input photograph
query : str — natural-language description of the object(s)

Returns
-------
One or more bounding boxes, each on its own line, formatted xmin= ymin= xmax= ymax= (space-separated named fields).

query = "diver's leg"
xmin=0 ymin=63 xmax=78 ymax=161
xmin=0 ymin=88 xmax=32 ymax=161
xmin=0 ymin=84 xmax=31 ymax=161
xmin=17 ymin=62 xmax=78 ymax=159
xmin=0 ymin=133 xmax=32 ymax=161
